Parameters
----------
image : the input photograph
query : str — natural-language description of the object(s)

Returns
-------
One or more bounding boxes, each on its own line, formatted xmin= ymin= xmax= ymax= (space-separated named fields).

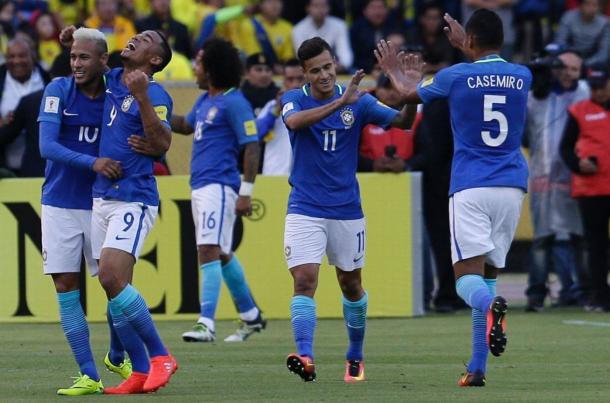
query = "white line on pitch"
xmin=563 ymin=320 xmax=610 ymax=327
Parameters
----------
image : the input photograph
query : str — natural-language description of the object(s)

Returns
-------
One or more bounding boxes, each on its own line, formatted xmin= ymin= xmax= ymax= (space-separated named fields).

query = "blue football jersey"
xmin=93 ymin=69 xmax=173 ymax=206
xmin=187 ymin=88 xmax=258 ymax=193
xmin=38 ymin=77 xmax=104 ymax=209
xmin=281 ymin=84 xmax=398 ymax=219
xmin=417 ymin=55 xmax=532 ymax=195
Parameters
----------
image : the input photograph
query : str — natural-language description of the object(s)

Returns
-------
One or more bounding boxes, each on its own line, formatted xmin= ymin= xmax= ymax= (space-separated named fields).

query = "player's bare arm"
xmin=284 ymin=70 xmax=366 ymax=131
xmin=125 ymin=69 xmax=172 ymax=154
xmin=169 ymin=114 xmax=194 ymax=135
xmin=443 ymin=14 xmax=467 ymax=53
xmin=375 ymin=40 xmax=423 ymax=104
xmin=236 ymin=141 xmax=260 ymax=217
xmin=390 ymin=104 xmax=418 ymax=130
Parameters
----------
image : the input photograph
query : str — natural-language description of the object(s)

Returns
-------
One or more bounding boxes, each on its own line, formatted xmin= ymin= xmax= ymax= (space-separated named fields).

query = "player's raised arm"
xmin=443 ymin=13 xmax=467 ymax=53
xmin=125 ymin=69 xmax=172 ymax=154
xmin=375 ymin=40 xmax=423 ymax=104
xmin=283 ymin=70 xmax=365 ymax=131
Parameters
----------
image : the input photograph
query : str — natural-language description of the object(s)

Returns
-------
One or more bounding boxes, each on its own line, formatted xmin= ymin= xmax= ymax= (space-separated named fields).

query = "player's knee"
xmin=293 ymin=275 xmax=317 ymax=296
xmin=198 ymin=245 xmax=221 ymax=264
xmin=338 ymin=276 xmax=362 ymax=298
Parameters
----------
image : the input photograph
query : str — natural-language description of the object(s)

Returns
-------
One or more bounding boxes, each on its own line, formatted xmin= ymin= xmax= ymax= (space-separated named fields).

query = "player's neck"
xmin=310 ymin=86 xmax=336 ymax=101
xmin=121 ymin=65 xmax=153 ymax=84
xmin=208 ymin=85 xmax=229 ymax=97
xmin=472 ymin=50 xmax=501 ymax=61
xmin=78 ymin=78 xmax=105 ymax=99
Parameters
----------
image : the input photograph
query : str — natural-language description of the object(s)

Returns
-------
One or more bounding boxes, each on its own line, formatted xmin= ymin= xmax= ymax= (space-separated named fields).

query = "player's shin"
xmin=57 ymin=290 xmax=99 ymax=381
xmin=200 ymin=260 xmax=222 ymax=329
xmin=290 ymin=295 xmax=317 ymax=360
xmin=343 ymin=292 xmax=368 ymax=361
xmin=108 ymin=301 xmax=149 ymax=374
xmin=456 ymin=274 xmax=494 ymax=313
xmin=112 ymin=284 xmax=166 ymax=358
xmin=221 ymin=255 xmax=258 ymax=319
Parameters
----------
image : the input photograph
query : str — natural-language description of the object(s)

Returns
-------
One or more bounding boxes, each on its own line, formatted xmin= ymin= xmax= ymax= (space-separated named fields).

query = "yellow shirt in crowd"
xmin=84 ymin=14 xmax=137 ymax=53
xmin=239 ymin=15 xmax=294 ymax=62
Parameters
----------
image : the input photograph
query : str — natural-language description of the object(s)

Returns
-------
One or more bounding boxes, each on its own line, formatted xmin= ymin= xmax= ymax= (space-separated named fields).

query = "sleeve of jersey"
xmin=416 ymin=68 xmax=452 ymax=103
xmin=227 ymin=97 xmax=258 ymax=145
xmin=150 ymin=87 xmax=173 ymax=130
xmin=39 ymin=121 xmax=97 ymax=170
xmin=360 ymin=93 xmax=399 ymax=130
xmin=37 ymin=81 xmax=64 ymax=124
xmin=280 ymin=90 xmax=302 ymax=124
xmin=185 ymin=94 xmax=204 ymax=129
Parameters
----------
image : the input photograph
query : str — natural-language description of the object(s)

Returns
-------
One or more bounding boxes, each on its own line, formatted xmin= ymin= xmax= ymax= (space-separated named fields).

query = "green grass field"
xmin=4 ymin=307 xmax=610 ymax=402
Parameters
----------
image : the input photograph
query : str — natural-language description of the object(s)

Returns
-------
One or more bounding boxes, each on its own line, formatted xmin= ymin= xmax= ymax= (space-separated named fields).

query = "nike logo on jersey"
xmin=63 ymin=109 xmax=78 ymax=116
xmin=106 ymin=89 xmax=112 ymax=94
xmin=115 ymin=235 xmax=129 ymax=241
xmin=353 ymin=256 xmax=364 ymax=263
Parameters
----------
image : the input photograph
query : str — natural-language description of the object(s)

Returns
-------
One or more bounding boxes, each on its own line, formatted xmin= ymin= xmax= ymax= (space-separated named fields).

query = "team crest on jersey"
xmin=122 ymin=96 xmax=135 ymax=112
xmin=340 ymin=108 xmax=354 ymax=128
xmin=206 ymin=106 xmax=218 ymax=123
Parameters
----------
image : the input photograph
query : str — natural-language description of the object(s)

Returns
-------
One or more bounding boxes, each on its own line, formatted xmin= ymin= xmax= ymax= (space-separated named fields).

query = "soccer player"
xmin=165 ymin=37 xmax=266 ymax=343
xmin=38 ymin=28 xmax=132 ymax=396
xmin=375 ymin=9 xmax=532 ymax=386
xmin=61 ymin=26 xmax=177 ymax=394
xmin=280 ymin=37 xmax=417 ymax=382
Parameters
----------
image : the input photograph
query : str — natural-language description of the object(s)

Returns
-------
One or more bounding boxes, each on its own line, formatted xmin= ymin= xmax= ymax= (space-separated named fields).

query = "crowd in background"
xmin=0 ymin=0 xmax=609 ymax=313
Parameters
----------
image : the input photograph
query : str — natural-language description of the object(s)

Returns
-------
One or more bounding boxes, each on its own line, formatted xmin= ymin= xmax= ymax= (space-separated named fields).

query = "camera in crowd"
xmin=526 ymin=56 xmax=565 ymax=99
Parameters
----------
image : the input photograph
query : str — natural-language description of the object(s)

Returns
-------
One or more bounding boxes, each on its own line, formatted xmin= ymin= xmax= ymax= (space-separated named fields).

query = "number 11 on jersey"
xmin=323 ymin=130 xmax=337 ymax=151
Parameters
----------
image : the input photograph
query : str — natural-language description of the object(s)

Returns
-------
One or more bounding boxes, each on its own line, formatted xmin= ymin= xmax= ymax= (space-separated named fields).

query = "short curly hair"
xmin=201 ymin=37 xmax=243 ymax=89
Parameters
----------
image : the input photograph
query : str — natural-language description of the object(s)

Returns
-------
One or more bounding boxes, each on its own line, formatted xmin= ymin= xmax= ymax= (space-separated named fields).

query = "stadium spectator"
xmin=0 ymin=37 xmax=50 ymax=176
xmin=292 ymin=0 xmax=353 ymax=73
xmin=167 ymin=38 xmax=267 ymax=343
xmin=256 ymin=58 xmax=306 ymax=175
xmin=281 ymin=0 xmax=346 ymax=24
xmin=377 ymin=9 xmax=532 ymax=385
xmin=281 ymin=37 xmax=417 ymax=383
xmin=192 ymin=2 xmax=258 ymax=52
xmin=350 ymin=0 xmax=400 ymax=74
xmin=135 ymin=0 xmax=192 ymax=59
xmin=241 ymin=52 xmax=279 ymax=116
xmin=0 ymin=51 xmax=71 ymax=178
xmin=461 ymin=0 xmax=519 ymax=61
xmin=357 ymin=73 xmax=416 ymax=173
xmin=523 ymin=51 xmax=590 ymax=312
xmin=239 ymin=0 xmax=294 ymax=74
xmin=84 ymin=0 xmax=137 ymax=54
xmin=405 ymin=2 xmax=458 ymax=73
xmin=560 ymin=63 xmax=610 ymax=312
xmin=555 ymin=0 xmax=610 ymax=66
xmin=30 ymin=10 xmax=62 ymax=70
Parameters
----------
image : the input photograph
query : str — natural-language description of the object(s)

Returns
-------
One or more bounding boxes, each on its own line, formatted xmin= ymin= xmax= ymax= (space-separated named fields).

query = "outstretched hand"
xmin=443 ymin=13 xmax=466 ymax=52
xmin=340 ymin=69 xmax=366 ymax=106
xmin=374 ymin=40 xmax=402 ymax=76
xmin=402 ymin=53 xmax=425 ymax=85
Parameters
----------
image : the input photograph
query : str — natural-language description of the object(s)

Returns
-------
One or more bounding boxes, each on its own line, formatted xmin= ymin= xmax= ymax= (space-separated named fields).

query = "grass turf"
xmin=3 ymin=307 xmax=610 ymax=402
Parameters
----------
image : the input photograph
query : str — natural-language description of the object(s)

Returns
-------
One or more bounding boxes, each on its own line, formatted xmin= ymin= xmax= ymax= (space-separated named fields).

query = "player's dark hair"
xmin=465 ymin=8 xmax=504 ymax=51
xmin=297 ymin=37 xmax=332 ymax=68
xmin=153 ymin=30 xmax=172 ymax=73
xmin=201 ymin=37 xmax=243 ymax=89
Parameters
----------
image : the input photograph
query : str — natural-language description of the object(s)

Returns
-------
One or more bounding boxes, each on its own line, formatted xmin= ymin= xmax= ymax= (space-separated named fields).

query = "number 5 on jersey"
xmin=482 ymin=95 xmax=508 ymax=147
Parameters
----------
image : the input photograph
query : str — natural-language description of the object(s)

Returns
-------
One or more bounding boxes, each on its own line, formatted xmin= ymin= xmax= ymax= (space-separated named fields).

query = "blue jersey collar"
xmin=474 ymin=54 xmax=506 ymax=64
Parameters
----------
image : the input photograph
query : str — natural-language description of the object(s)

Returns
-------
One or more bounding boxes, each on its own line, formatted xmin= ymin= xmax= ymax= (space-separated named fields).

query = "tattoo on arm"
xmin=243 ymin=142 xmax=260 ymax=183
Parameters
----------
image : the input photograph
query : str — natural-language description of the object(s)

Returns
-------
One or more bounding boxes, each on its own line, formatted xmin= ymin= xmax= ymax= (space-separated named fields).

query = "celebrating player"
xmin=61 ymin=26 xmax=178 ymax=394
xmin=375 ymin=8 xmax=532 ymax=386
xmin=163 ymin=37 xmax=266 ymax=343
xmin=38 ymin=27 xmax=131 ymax=396
xmin=280 ymin=37 xmax=417 ymax=382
